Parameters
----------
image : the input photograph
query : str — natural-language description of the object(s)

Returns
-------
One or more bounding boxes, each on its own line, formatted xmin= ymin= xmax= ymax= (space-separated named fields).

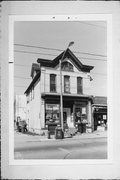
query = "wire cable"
xmin=14 ymin=43 xmax=107 ymax=57
xmin=14 ymin=76 xmax=31 ymax=79
xmin=14 ymin=50 xmax=107 ymax=62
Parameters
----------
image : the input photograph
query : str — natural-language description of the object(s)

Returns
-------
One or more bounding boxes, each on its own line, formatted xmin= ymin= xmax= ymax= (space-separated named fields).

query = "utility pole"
xmin=60 ymin=41 xmax=74 ymax=132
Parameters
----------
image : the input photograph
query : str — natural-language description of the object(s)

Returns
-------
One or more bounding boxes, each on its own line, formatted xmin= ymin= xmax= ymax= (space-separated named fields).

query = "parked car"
xmin=17 ymin=120 xmax=27 ymax=133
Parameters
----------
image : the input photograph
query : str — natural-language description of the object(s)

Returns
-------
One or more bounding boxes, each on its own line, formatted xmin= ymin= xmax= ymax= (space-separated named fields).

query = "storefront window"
xmin=45 ymin=104 xmax=60 ymax=124
xmin=75 ymin=106 xmax=87 ymax=123
xmin=94 ymin=107 xmax=107 ymax=126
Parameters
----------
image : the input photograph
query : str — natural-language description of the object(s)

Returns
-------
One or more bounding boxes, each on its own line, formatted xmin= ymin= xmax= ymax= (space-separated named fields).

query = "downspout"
xmin=39 ymin=63 xmax=41 ymax=134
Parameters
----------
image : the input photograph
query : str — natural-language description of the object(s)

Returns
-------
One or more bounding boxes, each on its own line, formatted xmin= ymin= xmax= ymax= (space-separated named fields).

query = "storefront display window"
xmin=75 ymin=106 xmax=87 ymax=123
xmin=94 ymin=107 xmax=107 ymax=126
xmin=45 ymin=104 xmax=60 ymax=124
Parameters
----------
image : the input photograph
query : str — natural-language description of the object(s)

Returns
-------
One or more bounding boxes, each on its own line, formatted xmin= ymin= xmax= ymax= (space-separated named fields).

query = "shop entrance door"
xmin=63 ymin=108 xmax=73 ymax=128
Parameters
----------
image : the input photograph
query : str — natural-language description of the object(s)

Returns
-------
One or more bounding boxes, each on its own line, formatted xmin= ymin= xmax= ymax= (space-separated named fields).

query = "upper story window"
xmin=77 ymin=77 xmax=83 ymax=94
xmin=64 ymin=75 xmax=70 ymax=93
xmin=62 ymin=61 xmax=73 ymax=71
xmin=50 ymin=74 xmax=56 ymax=92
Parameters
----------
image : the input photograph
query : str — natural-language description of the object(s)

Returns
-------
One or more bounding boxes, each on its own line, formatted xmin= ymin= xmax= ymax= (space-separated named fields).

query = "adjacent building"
xmin=92 ymin=96 xmax=107 ymax=131
xmin=25 ymin=48 xmax=95 ymax=134
xmin=14 ymin=95 xmax=27 ymax=122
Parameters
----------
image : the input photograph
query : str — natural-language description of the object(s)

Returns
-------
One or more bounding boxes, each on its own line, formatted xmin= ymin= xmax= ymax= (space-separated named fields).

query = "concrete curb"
xmin=38 ymin=131 xmax=107 ymax=142
xmin=15 ymin=130 xmax=107 ymax=142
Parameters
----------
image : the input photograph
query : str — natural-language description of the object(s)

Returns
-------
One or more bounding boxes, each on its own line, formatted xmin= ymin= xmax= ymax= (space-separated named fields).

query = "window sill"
xmin=64 ymin=92 xmax=71 ymax=94
xmin=50 ymin=91 xmax=57 ymax=93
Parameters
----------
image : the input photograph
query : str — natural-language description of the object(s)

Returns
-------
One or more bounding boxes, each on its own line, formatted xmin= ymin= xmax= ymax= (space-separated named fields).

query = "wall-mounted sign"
xmin=82 ymin=107 xmax=86 ymax=114
xmin=103 ymin=115 xmax=107 ymax=120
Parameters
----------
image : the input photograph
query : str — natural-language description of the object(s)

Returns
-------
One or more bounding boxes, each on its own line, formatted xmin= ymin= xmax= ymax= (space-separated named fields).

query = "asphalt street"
xmin=14 ymin=131 xmax=107 ymax=159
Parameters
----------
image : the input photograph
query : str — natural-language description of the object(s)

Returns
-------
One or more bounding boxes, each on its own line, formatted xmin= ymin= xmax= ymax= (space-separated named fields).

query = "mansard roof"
xmin=37 ymin=48 xmax=94 ymax=72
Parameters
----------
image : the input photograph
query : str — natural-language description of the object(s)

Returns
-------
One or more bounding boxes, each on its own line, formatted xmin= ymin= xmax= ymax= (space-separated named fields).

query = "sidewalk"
xmin=15 ymin=129 xmax=107 ymax=142
xmin=72 ymin=130 xmax=107 ymax=140
xmin=47 ymin=130 xmax=107 ymax=141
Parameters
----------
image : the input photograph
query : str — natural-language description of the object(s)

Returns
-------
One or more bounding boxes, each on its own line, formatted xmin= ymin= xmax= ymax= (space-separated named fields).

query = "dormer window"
xmin=61 ymin=61 xmax=73 ymax=71
xmin=50 ymin=74 xmax=56 ymax=92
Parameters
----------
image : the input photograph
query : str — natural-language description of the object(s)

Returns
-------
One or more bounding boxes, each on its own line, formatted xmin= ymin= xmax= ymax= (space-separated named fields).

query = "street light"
xmin=60 ymin=41 xmax=74 ymax=133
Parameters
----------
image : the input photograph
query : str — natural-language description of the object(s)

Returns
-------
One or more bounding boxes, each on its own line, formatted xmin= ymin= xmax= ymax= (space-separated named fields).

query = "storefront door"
xmin=63 ymin=108 xmax=73 ymax=128
xmin=75 ymin=105 xmax=87 ymax=124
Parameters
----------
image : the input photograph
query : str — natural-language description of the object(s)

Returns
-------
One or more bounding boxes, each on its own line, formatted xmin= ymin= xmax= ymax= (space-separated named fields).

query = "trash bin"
xmin=82 ymin=123 xmax=86 ymax=133
xmin=55 ymin=126 xmax=64 ymax=139
xmin=48 ymin=131 xmax=51 ymax=139
xmin=47 ymin=124 xmax=57 ymax=139
xmin=78 ymin=123 xmax=82 ymax=133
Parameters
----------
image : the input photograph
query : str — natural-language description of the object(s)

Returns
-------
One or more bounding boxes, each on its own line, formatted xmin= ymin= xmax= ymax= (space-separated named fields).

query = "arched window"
xmin=61 ymin=61 xmax=73 ymax=71
xmin=50 ymin=74 xmax=56 ymax=92
xmin=77 ymin=77 xmax=83 ymax=94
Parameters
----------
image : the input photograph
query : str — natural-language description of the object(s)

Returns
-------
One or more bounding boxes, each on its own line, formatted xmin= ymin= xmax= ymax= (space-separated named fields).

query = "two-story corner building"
xmin=25 ymin=48 xmax=94 ymax=134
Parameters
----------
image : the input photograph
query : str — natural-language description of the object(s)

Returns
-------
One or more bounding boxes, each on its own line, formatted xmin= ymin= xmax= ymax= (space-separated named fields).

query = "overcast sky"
xmin=14 ymin=21 xmax=107 ymax=96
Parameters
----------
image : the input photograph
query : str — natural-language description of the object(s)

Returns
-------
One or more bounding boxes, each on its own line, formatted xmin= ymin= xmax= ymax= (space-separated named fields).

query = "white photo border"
xmin=9 ymin=14 xmax=113 ymax=166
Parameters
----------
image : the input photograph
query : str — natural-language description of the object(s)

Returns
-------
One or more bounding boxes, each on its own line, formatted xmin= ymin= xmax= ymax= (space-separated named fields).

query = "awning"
xmin=41 ymin=92 xmax=93 ymax=102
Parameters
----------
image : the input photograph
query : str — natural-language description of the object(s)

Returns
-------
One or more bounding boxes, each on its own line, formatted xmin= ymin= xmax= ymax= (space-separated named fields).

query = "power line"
xmin=78 ymin=57 xmax=106 ymax=62
xmin=15 ymin=85 xmax=27 ymax=88
xmin=14 ymin=43 xmax=62 ymax=52
xmin=15 ymin=64 xmax=31 ymax=67
xmin=14 ymin=50 xmax=57 ymax=57
xmin=14 ymin=43 xmax=107 ymax=57
xmin=14 ymin=50 xmax=107 ymax=62
xmin=78 ymin=22 xmax=106 ymax=29
xmin=91 ymin=72 xmax=107 ymax=76
xmin=14 ymin=76 xmax=31 ymax=79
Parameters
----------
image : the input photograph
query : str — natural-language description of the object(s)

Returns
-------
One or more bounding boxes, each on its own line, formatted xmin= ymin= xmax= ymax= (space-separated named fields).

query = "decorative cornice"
xmin=37 ymin=48 xmax=94 ymax=73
